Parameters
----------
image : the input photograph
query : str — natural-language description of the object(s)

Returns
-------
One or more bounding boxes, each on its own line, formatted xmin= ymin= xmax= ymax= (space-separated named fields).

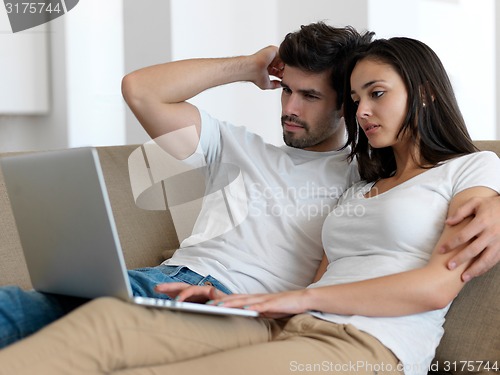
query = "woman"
xmin=0 ymin=37 xmax=499 ymax=375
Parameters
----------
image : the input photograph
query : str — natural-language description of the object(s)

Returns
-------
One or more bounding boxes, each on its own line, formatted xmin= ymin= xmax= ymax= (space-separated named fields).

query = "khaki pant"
xmin=0 ymin=297 xmax=402 ymax=375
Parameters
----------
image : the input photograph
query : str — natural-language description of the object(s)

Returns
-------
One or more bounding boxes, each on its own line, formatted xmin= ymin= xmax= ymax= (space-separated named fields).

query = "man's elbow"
xmin=121 ymin=73 xmax=135 ymax=103
xmin=121 ymin=72 xmax=144 ymax=110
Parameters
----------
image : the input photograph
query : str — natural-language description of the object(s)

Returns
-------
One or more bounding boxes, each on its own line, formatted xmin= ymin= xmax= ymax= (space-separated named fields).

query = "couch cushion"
xmin=96 ymin=146 xmax=179 ymax=269
xmin=431 ymin=265 xmax=500 ymax=374
xmin=0 ymin=167 xmax=31 ymax=289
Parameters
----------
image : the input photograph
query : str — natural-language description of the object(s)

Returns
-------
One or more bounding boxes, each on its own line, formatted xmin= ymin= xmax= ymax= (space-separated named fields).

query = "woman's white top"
xmin=310 ymin=151 xmax=500 ymax=375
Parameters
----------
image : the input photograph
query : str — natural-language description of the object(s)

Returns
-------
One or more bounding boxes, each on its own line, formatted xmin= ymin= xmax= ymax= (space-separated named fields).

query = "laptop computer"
xmin=0 ymin=147 xmax=258 ymax=318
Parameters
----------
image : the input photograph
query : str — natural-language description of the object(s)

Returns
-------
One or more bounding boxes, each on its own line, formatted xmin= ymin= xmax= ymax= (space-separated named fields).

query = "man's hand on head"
xmin=251 ymin=46 xmax=284 ymax=90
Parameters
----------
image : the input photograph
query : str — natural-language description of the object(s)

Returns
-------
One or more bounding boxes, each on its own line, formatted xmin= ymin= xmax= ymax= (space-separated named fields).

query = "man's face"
xmin=280 ymin=66 xmax=344 ymax=152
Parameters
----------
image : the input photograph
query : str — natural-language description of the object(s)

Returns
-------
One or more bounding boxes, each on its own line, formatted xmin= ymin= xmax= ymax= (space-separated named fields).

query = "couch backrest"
xmin=474 ymin=140 xmax=500 ymax=155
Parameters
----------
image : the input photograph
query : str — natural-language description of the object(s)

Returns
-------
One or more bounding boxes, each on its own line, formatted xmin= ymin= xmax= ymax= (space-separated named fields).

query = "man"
xmin=0 ymin=22 xmax=498 ymax=352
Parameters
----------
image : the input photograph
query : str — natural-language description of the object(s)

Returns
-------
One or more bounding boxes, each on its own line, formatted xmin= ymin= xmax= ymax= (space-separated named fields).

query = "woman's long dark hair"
xmin=343 ymin=37 xmax=477 ymax=182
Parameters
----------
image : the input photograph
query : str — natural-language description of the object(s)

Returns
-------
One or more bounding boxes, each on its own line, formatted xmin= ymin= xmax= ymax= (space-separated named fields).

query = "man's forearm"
xmin=122 ymin=56 xmax=257 ymax=106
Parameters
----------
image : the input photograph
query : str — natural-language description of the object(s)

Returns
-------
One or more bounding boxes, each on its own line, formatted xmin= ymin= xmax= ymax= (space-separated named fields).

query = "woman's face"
xmin=349 ymin=58 xmax=409 ymax=149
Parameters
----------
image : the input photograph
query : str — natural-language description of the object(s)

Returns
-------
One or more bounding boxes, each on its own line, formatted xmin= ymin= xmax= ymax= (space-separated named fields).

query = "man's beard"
xmin=281 ymin=115 xmax=331 ymax=149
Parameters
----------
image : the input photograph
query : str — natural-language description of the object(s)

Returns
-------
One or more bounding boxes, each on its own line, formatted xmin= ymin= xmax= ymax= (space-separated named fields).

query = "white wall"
xmin=497 ymin=0 xmax=500 ymax=136
xmin=64 ymin=0 xmax=126 ymax=148
xmin=368 ymin=0 xmax=496 ymax=140
xmin=0 ymin=16 xmax=68 ymax=152
xmin=0 ymin=13 xmax=49 ymax=114
xmin=123 ymin=0 xmax=171 ymax=145
xmin=0 ymin=0 xmax=127 ymax=152
xmin=0 ymin=0 xmax=497 ymax=152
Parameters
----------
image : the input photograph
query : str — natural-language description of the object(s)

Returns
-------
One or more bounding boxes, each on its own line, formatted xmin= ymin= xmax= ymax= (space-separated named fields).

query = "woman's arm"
xmin=156 ymin=253 xmax=330 ymax=305
xmin=213 ymin=186 xmax=497 ymax=317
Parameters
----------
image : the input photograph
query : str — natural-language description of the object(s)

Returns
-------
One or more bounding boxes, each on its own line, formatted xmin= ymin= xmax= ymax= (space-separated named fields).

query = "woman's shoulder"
xmin=441 ymin=151 xmax=500 ymax=193
xmin=462 ymin=150 xmax=498 ymax=160
xmin=442 ymin=150 xmax=499 ymax=168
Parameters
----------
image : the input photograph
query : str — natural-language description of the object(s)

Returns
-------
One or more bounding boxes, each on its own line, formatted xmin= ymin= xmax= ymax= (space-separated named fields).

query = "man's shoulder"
xmin=200 ymin=109 xmax=268 ymax=142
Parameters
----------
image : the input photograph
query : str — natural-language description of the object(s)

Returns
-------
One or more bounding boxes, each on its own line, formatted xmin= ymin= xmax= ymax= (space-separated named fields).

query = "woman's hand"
xmin=156 ymin=283 xmax=313 ymax=318
xmin=154 ymin=282 xmax=227 ymax=304
xmin=207 ymin=289 xmax=312 ymax=319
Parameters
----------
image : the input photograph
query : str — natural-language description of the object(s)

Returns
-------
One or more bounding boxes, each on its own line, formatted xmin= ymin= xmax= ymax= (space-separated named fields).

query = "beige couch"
xmin=0 ymin=143 xmax=498 ymax=374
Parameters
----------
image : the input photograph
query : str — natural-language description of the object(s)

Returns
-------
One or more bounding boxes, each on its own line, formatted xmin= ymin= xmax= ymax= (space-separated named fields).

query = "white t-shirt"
xmin=164 ymin=110 xmax=358 ymax=294
xmin=309 ymin=151 xmax=500 ymax=375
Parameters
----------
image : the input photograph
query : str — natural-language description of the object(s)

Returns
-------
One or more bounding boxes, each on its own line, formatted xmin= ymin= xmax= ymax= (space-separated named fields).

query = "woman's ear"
xmin=419 ymin=82 xmax=435 ymax=107
xmin=340 ymin=103 xmax=345 ymax=118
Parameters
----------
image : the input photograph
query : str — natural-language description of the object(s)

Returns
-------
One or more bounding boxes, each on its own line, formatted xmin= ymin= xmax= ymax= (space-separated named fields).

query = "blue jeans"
xmin=0 ymin=265 xmax=231 ymax=349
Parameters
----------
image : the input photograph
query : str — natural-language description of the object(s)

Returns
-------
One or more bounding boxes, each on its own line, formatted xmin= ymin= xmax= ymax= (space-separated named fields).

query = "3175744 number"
xmin=5 ymin=2 xmax=62 ymax=14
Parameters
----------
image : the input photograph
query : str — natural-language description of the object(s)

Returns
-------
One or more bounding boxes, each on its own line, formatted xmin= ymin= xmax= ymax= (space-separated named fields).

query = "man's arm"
xmin=121 ymin=46 xmax=284 ymax=156
xmin=440 ymin=195 xmax=500 ymax=281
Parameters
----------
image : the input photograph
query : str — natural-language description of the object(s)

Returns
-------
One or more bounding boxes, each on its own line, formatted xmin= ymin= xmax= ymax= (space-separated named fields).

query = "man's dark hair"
xmin=279 ymin=22 xmax=374 ymax=109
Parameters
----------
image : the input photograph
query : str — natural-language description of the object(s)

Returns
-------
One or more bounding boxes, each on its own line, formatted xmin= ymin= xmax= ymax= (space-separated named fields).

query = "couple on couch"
xmin=0 ymin=22 xmax=499 ymax=375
